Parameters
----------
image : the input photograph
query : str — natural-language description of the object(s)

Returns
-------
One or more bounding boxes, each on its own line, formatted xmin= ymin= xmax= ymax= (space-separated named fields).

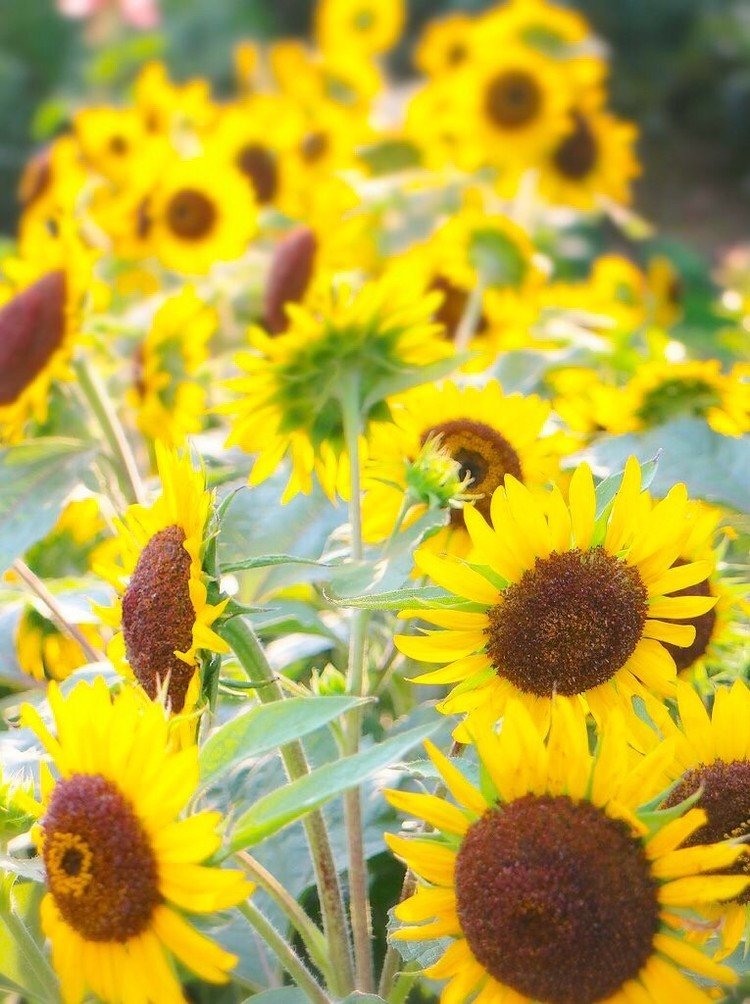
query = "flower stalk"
xmin=220 ymin=615 xmax=355 ymax=997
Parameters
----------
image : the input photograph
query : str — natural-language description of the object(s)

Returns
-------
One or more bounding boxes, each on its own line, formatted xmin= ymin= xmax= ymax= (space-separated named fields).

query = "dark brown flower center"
xmin=429 ymin=277 xmax=488 ymax=339
xmin=662 ymin=558 xmax=716 ymax=672
xmin=486 ymin=547 xmax=648 ymax=696
xmin=421 ymin=419 xmax=522 ymax=524
xmin=662 ymin=760 xmax=750 ymax=904
xmin=236 ymin=143 xmax=278 ymax=204
xmin=0 ymin=271 xmax=67 ymax=406
xmin=165 ymin=188 xmax=217 ymax=240
xmin=108 ymin=135 xmax=129 ymax=156
xmin=43 ymin=773 xmax=160 ymax=942
xmin=300 ymin=131 xmax=329 ymax=164
xmin=263 ymin=227 xmax=317 ymax=334
xmin=446 ymin=43 xmax=468 ymax=67
xmin=553 ymin=112 xmax=598 ymax=179
xmin=121 ymin=524 xmax=196 ymax=713
xmin=456 ymin=795 xmax=659 ymax=1003
xmin=484 ymin=70 xmax=542 ymax=129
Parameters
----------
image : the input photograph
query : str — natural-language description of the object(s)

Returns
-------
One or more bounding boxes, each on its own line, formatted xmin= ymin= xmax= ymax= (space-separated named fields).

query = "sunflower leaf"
xmin=228 ymin=721 xmax=440 ymax=850
xmin=199 ymin=695 xmax=369 ymax=786
xmin=0 ymin=438 xmax=93 ymax=574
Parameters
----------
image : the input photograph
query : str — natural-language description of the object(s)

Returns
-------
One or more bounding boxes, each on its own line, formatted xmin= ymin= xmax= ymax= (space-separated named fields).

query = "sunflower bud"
xmin=0 ymin=271 xmax=66 ymax=406
xmin=263 ymin=226 xmax=317 ymax=334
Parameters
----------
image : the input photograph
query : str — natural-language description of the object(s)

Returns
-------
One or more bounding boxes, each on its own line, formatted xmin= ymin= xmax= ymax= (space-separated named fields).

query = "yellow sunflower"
xmin=653 ymin=502 xmax=748 ymax=683
xmin=658 ymin=680 xmax=750 ymax=961
xmin=363 ymin=380 xmax=563 ymax=558
xmin=222 ymin=272 xmax=451 ymax=501
xmin=133 ymin=60 xmax=217 ymax=138
xmin=98 ymin=445 xmax=228 ymax=718
xmin=601 ymin=360 xmax=750 ymax=437
xmin=15 ymin=608 xmax=103 ymax=683
xmin=413 ymin=13 xmax=476 ymax=78
xmin=315 ymin=0 xmax=405 ymax=56
xmin=141 ymin=156 xmax=257 ymax=275
xmin=129 ymin=286 xmax=217 ymax=448
xmin=396 ymin=457 xmax=716 ymax=739
xmin=456 ymin=46 xmax=573 ymax=169
xmin=0 ymin=230 xmax=92 ymax=443
xmin=20 ymin=679 xmax=250 ymax=1003
xmin=535 ymin=105 xmax=640 ymax=210
xmin=647 ymin=255 xmax=684 ymax=328
xmin=386 ymin=699 xmax=747 ymax=1003
xmin=73 ymin=106 xmax=164 ymax=187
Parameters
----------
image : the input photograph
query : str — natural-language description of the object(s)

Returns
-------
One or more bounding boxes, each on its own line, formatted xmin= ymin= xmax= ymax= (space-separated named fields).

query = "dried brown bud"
xmin=263 ymin=226 xmax=317 ymax=335
xmin=0 ymin=271 xmax=67 ymax=406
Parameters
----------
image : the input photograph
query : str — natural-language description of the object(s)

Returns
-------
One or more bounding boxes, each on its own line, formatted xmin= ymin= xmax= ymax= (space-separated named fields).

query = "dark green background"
xmin=1 ymin=0 xmax=749 ymax=248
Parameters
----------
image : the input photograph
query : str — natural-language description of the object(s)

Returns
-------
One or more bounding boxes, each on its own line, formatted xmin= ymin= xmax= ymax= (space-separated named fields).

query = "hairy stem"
xmin=73 ymin=357 xmax=145 ymax=506
xmin=221 ymin=616 xmax=354 ymax=996
xmin=340 ymin=378 xmax=374 ymax=992
xmin=238 ymin=900 xmax=331 ymax=1004
xmin=236 ymin=851 xmax=332 ymax=984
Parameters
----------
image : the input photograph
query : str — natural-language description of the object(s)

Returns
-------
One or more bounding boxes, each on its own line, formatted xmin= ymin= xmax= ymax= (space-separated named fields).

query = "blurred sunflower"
xmin=129 ymin=286 xmax=216 ymax=448
xmin=363 ymin=381 xmax=562 ymax=558
xmin=142 ymin=156 xmax=257 ymax=274
xmin=133 ymin=60 xmax=216 ymax=137
xmin=99 ymin=446 xmax=228 ymax=717
xmin=223 ymin=273 xmax=451 ymax=501
xmin=315 ymin=0 xmax=405 ymax=56
xmin=0 ymin=233 xmax=92 ymax=443
xmin=660 ymin=681 xmax=750 ymax=961
xmin=15 ymin=609 xmax=102 ymax=683
xmin=73 ymin=106 xmax=162 ymax=187
xmin=387 ymin=700 xmax=746 ymax=1003
xmin=21 ymin=679 xmax=250 ymax=1003
xmin=413 ymin=13 xmax=476 ymax=78
xmin=477 ymin=0 xmax=592 ymax=56
xmin=397 ymin=458 xmax=715 ymax=738
xmin=647 ymin=255 xmax=684 ymax=328
xmin=535 ymin=105 xmax=640 ymax=210
xmin=458 ymin=46 xmax=573 ymax=168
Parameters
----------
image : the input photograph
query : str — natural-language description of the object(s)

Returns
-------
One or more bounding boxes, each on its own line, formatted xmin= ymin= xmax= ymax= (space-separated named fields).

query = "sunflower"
xmin=73 ymin=106 xmax=164 ymax=187
xmin=535 ymin=105 xmax=640 ymax=210
xmin=222 ymin=272 xmax=451 ymax=501
xmin=133 ymin=60 xmax=217 ymax=138
xmin=647 ymin=255 xmax=684 ymax=328
xmin=653 ymin=502 xmax=747 ymax=683
xmin=386 ymin=699 xmax=747 ymax=1003
xmin=129 ymin=286 xmax=216 ymax=448
xmin=413 ymin=13 xmax=476 ymax=78
xmin=209 ymin=96 xmax=299 ymax=210
xmin=477 ymin=0 xmax=592 ymax=56
xmin=0 ymin=231 xmax=92 ymax=443
xmin=21 ymin=679 xmax=250 ymax=1003
xmin=457 ymin=46 xmax=573 ymax=169
xmin=315 ymin=0 xmax=405 ymax=56
xmin=658 ymin=680 xmax=750 ymax=961
xmin=98 ymin=445 xmax=228 ymax=717
xmin=602 ymin=360 xmax=750 ymax=437
xmin=363 ymin=381 xmax=563 ymax=558
xmin=396 ymin=457 xmax=716 ymax=739
xmin=141 ymin=156 xmax=257 ymax=275
xmin=15 ymin=608 xmax=103 ymax=683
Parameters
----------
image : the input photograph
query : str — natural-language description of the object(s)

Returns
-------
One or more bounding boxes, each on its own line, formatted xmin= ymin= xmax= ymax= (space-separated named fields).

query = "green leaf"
xmin=593 ymin=452 xmax=659 ymax=519
xmin=0 ymin=439 xmax=93 ymax=574
xmin=221 ymin=553 xmax=342 ymax=575
xmin=199 ymin=696 xmax=369 ymax=785
xmin=362 ymin=355 xmax=465 ymax=412
xmin=325 ymin=585 xmax=465 ymax=610
xmin=229 ymin=721 xmax=440 ymax=850
xmin=581 ymin=419 xmax=750 ymax=513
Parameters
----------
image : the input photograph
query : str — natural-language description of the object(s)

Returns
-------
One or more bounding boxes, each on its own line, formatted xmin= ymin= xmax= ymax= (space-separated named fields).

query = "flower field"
xmin=0 ymin=1 xmax=749 ymax=1002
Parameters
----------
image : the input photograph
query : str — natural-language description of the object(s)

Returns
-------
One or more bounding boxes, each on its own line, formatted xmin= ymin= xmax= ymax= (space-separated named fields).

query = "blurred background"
xmin=1 ymin=0 xmax=749 ymax=251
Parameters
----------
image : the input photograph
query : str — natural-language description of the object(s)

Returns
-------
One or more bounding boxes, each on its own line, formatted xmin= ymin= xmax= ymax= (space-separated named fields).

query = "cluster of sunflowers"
xmin=0 ymin=0 xmax=749 ymax=1002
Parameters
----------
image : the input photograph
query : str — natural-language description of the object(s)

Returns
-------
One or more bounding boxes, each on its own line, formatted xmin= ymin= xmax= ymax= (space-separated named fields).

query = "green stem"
xmin=238 ymin=900 xmax=331 ymax=1004
xmin=236 ymin=851 xmax=332 ymax=984
xmin=340 ymin=378 xmax=375 ymax=992
xmin=73 ymin=357 xmax=145 ymax=506
xmin=220 ymin=617 xmax=354 ymax=997
xmin=387 ymin=964 xmax=420 ymax=1004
